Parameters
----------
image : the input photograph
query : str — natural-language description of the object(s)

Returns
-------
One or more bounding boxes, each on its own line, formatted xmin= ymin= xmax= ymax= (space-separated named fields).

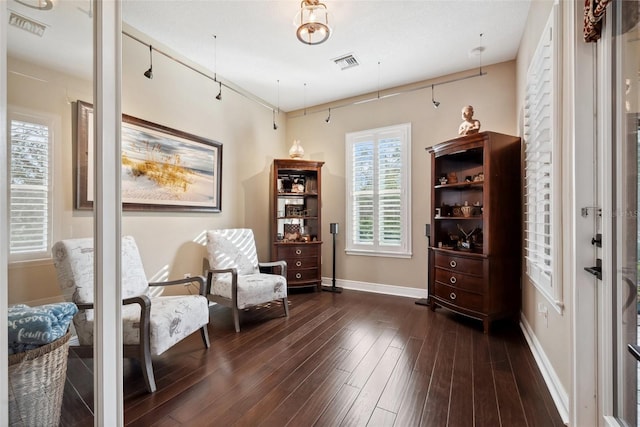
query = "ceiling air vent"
xmin=9 ymin=11 xmax=46 ymax=37
xmin=332 ymin=54 xmax=359 ymax=70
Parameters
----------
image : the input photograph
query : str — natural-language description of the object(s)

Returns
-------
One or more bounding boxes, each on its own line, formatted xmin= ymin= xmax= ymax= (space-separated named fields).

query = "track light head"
xmin=144 ymin=45 xmax=153 ymax=79
xmin=431 ymin=84 xmax=440 ymax=109
xmin=215 ymin=81 xmax=222 ymax=100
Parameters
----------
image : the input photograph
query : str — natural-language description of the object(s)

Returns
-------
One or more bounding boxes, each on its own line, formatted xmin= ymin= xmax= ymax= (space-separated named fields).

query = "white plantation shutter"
xmin=523 ymin=6 xmax=561 ymax=306
xmin=346 ymin=123 xmax=411 ymax=257
xmin=378 ymin=137 xmax=402 ymax=245
xmin=352 ymin=140 xmax=374 ymax=245
xmin=9 ymin=114 xmax=53 ymax=260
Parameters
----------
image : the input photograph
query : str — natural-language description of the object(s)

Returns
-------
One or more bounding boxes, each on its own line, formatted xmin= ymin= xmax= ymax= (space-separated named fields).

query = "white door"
xmin=605 ymin=1 xmax=640 ymax=425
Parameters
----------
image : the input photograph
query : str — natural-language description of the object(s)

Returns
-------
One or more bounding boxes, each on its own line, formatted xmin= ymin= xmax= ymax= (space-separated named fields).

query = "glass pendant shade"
xmin=295 ymin=0 xmax=331 ymax=45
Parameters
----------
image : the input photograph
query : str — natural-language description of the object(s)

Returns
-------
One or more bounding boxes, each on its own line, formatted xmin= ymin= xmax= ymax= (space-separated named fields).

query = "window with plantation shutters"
xmin=346 ymin=123 xmax=411 ymax=257
xmin=9 ymin=111 xmax=54 ymax=261
xmin=523 ymin=6 xmax=563 ymax=309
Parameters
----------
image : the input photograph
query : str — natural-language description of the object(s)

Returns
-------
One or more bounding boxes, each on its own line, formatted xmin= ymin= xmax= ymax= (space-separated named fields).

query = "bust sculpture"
xmin=458 ymin=105 xmax=481 ymax=136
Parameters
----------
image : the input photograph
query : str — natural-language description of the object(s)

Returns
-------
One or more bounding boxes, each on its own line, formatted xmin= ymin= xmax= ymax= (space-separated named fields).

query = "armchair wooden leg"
xmin=233 ymin=307 xmax=240 ymax=333
xmin=283 ymin=297 xmax=289 ymax=317
xmin=140 ymin=341 xmax=156 ymax=393
xmin=201 ymin=325 xmax=211 ymax=348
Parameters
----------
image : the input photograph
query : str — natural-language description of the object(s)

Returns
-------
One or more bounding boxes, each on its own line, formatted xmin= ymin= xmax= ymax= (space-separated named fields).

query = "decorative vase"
xmin=289 ymin=140 xmax=304 ymax=159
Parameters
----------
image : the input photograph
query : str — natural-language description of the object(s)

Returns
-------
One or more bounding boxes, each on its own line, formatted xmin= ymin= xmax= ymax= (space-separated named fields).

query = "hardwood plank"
xmin=346 ymin=327 xmax=398 ymax=389
xmin=55 ymin=290 xmax=565 ymax=427
xmin=258 ymin=352 xmax=351 ymax=426
xmin=488 ymin=330 xmax=528 ymax=426
xmin=471 ymin=326 xmax=501 ymax=427
xmin=162 ymin=304 xmax=350 ymax=424
xmin=447 ymin=321 xmax=474 ymax=427
xmin=393 ymin=313 xmax=445 ymax=426
xmin=282 ymin=367 xmax=351 ymax=426
xmin=376 ymin=337 xmax=423 ymax=413
xmin=340 ymin=346 xmax=403 ymax=427
xmin=502 ymin=327 xmax=566 ymax=427
xmin=165 ymin=292 xmax=376 ymax=425
xmin=389 ymin=305 xmax=422 ymax=349
xmin=228 ymin=332 xmax=353 ymax=426
xmin=392 ymin=370 xmax=430 ymax=427
xmin=64 ymin=352 xmax=94 ymax=411
xmin=420 ymin=324 xmax=458 ymax=426
xmin=126 ymin=295 xmax=335 ymax=424
xmin=59 ymin=378 xmax=94 ymax=427
xmin=407 ymin=304 xmax=434 ymax=340
xmin=313 ymin=383 xmax=361 ymax=427
xmin=367 ymin=407 xmax=396 ymax=427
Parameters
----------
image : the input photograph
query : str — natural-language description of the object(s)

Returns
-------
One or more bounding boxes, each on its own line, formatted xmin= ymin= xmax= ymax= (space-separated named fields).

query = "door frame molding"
xmin=568 ymin=0 xmax=600 ymax=424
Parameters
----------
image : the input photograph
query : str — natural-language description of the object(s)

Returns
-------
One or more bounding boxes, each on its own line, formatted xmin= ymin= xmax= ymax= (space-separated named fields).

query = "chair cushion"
xmin=75 ymin=295 xmax=209 ymax=356
xmin=206 ymin=229 xmax=260 ymax=276
xmin=210 ymin=273 xmax=287 ymax=309
xmin=52 ymin=236 xmax=149 ymax=304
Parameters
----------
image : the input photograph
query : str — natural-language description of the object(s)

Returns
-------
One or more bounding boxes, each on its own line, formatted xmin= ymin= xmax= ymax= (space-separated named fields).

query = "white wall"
xmin=515 ymin=0 xmax=572 ymax=419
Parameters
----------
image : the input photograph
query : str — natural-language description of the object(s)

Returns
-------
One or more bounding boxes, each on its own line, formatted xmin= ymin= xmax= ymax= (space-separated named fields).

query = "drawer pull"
xmin=450 ymin=260 xmax=457 ymax=268
xmin=449 ymin=292 xmax=457 ymax=300
xmin=296 ymin=260 xmax=302 ymax=267
xmin=295 ymin=273 xmax=302 ymax=279
xmin=449 ymin=276 xmax=457 ymax=284
xmin=295 ymin=249 xmax=302 ymax=255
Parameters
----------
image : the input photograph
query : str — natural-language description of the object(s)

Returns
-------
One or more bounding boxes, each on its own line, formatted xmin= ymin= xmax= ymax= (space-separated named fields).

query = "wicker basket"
xmin=8 ymin=332 xmax=71 ymax=427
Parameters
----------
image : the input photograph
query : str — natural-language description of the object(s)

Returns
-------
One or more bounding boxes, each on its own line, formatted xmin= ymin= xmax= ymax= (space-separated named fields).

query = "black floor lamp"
xmin=322 ymin=223 xmax=342 ymax=293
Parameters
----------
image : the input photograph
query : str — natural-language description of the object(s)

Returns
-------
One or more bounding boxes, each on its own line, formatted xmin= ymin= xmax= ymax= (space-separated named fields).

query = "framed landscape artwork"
xmin=75 ymin=101 xmax=222 ymax=212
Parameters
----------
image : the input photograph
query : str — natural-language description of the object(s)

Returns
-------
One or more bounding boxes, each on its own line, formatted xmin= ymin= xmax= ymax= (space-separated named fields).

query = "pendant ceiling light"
xmin=295 ymin=0 xmax=331 ymax=45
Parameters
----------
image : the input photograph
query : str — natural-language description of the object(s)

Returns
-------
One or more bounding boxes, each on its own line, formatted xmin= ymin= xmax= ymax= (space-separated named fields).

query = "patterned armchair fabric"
xmin=205 ymin=229 xmax=288 ymax=332
xmin=52 ymin=236 xmax=210 ymax=392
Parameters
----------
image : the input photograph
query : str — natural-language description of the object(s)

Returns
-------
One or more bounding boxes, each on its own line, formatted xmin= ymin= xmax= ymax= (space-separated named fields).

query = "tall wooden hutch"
xmin=271 ymin=159 xmax=324 ymax=291
xmin=427 ymin=131 xmax=521 ymax=333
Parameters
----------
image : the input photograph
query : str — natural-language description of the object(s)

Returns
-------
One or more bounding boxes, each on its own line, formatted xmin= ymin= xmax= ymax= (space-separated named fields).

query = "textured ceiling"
xmin=7 ymin=0 xmax=531 ymax=112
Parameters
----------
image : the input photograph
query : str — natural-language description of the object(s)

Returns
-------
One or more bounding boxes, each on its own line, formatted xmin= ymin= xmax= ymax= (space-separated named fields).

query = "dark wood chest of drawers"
xmin=429 ymin=248 xmax=520 ymax=333
xmin=273 ymin=242 xmax=321 ymax=290
xmin=431 ymin=251 xmax=487 ymax=318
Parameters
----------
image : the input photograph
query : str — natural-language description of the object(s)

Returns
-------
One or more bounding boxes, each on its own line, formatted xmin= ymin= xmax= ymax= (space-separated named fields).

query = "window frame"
xmin=345 ymin=122 xmax=412 ymax=258
xmin=523 ymin=4 xmax=564 ymax=312
xmin=8 ymin=107 xmax=59 ymax=263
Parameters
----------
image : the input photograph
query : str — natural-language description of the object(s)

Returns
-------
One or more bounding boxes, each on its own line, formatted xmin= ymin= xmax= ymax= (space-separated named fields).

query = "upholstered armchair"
xmin=204 ymin=229 xmax=288 ymax=332
xmin=52 ymin=236 xmax=210 ymax=393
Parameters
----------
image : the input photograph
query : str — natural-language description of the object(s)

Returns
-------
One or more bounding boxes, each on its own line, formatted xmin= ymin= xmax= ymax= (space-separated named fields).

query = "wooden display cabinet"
xmin=427 ymin=131 xmax=521 ymax=333
xmin=271 ymin=159 xmax=324 ymax=291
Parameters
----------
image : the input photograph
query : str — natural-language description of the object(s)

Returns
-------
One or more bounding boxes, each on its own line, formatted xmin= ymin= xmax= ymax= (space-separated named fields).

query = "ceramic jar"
xmin=289 ymin=140 xmax=304 ymax=158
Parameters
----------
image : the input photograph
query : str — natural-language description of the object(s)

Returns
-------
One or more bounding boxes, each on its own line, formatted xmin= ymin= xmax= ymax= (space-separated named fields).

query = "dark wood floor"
xmin=60 ymin=289 xmax=564 ymax=426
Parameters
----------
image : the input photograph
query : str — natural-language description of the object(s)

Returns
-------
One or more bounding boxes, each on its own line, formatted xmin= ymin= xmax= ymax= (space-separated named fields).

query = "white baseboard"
xmin=520 ymin=314 xmax=570 ymax=425
xmin=321 ymin=277 xmax=427 ymax=300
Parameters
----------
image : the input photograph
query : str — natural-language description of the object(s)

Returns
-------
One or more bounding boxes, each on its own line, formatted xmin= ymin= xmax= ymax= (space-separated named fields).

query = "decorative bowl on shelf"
xmin=461 ymin=206 xmax=473 ymax=217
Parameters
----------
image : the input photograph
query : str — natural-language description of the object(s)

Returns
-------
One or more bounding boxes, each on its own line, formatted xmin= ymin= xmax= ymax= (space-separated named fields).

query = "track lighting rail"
xmin=124 ymin=31 xmax=486 ymax=123
xmin=288 ymin=68 xmax=486 ymax=119
xmin=123 ymin=30 xmax=275 ymax=113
